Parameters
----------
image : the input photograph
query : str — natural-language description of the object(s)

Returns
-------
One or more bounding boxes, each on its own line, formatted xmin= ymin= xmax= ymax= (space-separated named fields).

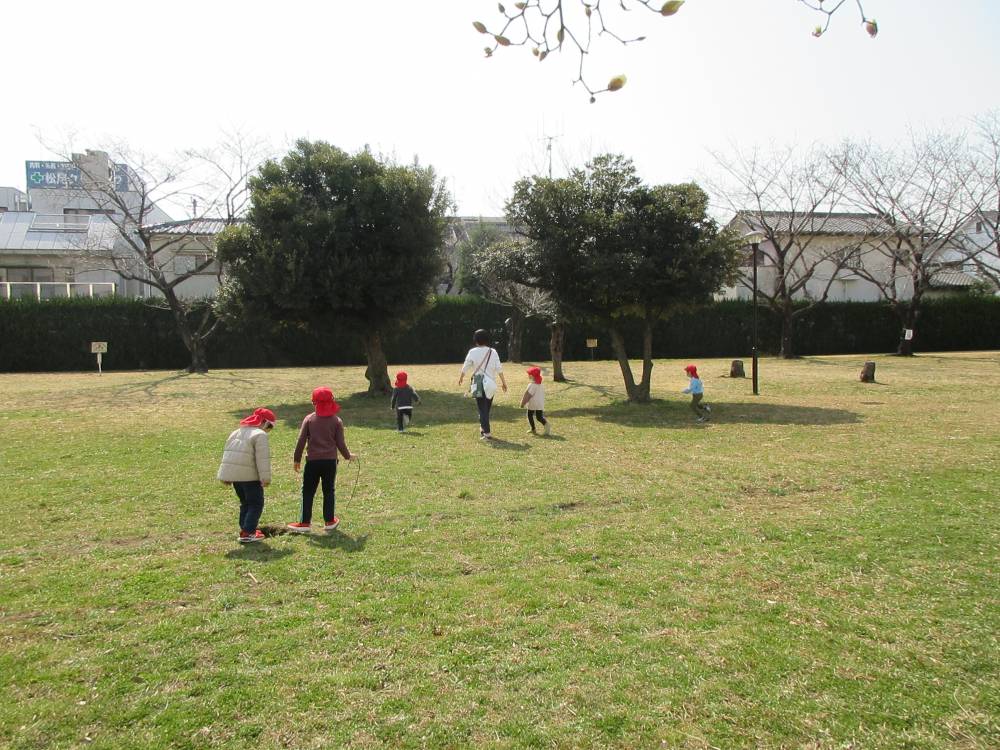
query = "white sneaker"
xmin=543 ymin=422 xmax=551 ymax=436
xmin=704 ymin=404 xmax=712 ymax=413
xmin=696 ymin=417 xmax=706 ymax=423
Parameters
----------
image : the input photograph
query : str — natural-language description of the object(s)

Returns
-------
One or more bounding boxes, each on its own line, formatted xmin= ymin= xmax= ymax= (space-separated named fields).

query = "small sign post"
xmin=91 ymin=342 xmax=108 ymax=375
xmin=586 ymin=338 xmax=598 ymax=361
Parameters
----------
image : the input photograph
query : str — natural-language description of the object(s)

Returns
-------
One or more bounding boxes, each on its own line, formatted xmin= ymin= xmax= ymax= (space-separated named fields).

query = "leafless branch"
xmin=474 ymin=0 xmax=878 ymax=100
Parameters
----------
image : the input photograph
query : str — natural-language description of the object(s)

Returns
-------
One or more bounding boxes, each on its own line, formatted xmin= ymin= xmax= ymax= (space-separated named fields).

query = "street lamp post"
xmin=743 ymin=230 xmax=765 ymax=396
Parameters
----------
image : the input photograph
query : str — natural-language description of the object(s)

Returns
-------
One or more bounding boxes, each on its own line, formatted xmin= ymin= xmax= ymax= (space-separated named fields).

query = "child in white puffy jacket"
xmin=218 ymin=407 xmax=275 ymax=543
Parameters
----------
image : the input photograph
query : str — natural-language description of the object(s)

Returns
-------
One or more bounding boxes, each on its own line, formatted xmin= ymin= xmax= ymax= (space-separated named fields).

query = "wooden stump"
xmin=730 ymin=359 xmax=746 ymax=378
xmin=859 ymin=361 xmax=876 ymax=383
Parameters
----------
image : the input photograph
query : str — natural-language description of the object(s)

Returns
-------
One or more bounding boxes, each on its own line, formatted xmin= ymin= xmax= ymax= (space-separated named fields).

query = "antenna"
xmin=540 ymin=132 xmax=562 ymax=179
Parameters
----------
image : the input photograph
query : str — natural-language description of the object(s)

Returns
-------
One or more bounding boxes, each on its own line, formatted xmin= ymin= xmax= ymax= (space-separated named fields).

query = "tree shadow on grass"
xmin=111 ymin=371 xmax=257 ymax=402
xmin=549 ymin=400 xmax=861 ymax=428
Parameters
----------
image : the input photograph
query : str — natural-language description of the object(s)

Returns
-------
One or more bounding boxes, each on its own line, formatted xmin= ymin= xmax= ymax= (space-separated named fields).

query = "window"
xmin=835 ymin=248 xmax=863 ymax=270
xmin=64 ymin=207 xmax=114 ymax=216
xmin=2 ymin=267 xmax=56 ymax=282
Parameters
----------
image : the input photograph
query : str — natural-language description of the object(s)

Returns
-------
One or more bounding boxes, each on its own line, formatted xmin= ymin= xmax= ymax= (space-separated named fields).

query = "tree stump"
xmin=730 ymin=359 xmax=746 ymax=378
xmin=859 ymin=361 xmax=876 ymax=383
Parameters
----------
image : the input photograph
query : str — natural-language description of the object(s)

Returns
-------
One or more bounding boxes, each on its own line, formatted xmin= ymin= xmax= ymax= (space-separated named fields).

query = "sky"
xmin=2 ymin=0 xmax=999 ymax=219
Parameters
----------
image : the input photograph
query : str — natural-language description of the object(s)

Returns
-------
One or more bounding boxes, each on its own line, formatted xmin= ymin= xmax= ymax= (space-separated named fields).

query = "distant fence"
xmin=1 ymin=295 xmax=998 ymax=372
xmin=0 ymin=282 xmax=116 ymax=301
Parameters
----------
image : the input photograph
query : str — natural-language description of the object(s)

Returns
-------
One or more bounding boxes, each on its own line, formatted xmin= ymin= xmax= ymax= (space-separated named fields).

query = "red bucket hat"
xmin=526 ymin=366 xmax=542 ymax=384
xmin=684 ymin=364 xmax=699 ymax=377
xmin=394 ymin=371 xmax=408 ymax=388
xmin=240 ymin=407 xmax=276 ymax=428
xmin=311 ymin=386 xmax=340 ymax=417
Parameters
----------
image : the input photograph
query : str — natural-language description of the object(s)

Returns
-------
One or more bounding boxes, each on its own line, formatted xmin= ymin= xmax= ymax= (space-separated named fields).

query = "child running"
xmin=520 ymin=366 xmax=551 ymax=435
xmin=288 ymin=387 xmax=355 ymax=533
xmin=217 ymin=407 xmax=276 ymax=544
xmin=682 ymin=364 xmax=711 ymax=422
xmin=390 ymin=371 xmax=421 ymax=433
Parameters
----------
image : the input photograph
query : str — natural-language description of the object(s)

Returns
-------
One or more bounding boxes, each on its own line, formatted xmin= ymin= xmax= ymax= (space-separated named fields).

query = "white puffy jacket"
xmin=217 ymin=426 xmax=272 ymax=483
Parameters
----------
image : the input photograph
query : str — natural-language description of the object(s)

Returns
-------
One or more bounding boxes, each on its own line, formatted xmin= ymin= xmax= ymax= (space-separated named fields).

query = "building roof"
xmin=731 ymin=211 xmax=892 ymax=236
xmin=145 ymin=218 xmax=239 ymax=236
xmin=0 ymin=211 xmax=120 ymax=254
xmin=929 ymin=268 xmax=980 ymax=288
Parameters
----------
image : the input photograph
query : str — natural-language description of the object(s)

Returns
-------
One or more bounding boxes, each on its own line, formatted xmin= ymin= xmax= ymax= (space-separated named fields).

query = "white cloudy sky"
xmin=2 ymin=0 xmax=998 ymax=218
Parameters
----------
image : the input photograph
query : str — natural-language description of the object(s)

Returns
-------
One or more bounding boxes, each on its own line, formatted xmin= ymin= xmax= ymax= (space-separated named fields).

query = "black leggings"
xmin=396 ymin=408 xmax=412 ymax=430
xmin=527 ymin=410 xmax=547 ymax=430
xmin=301 ymin=459 xmax=337 ymax=523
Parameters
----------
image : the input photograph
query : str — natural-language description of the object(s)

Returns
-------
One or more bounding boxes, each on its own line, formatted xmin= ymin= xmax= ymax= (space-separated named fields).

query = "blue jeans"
xmin=233 ymin=481 xmax=264 ymax=532
xmin=476 ymin=396 xmax=493 ymax=435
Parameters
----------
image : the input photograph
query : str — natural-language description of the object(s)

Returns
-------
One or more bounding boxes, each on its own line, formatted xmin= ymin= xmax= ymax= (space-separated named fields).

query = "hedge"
xmin=1 ymin=295 xmax=998 ymax=372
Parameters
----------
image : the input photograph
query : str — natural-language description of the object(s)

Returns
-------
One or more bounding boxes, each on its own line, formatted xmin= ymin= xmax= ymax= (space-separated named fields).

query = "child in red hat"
xmin=288 ymin=387 xmax=355 ymax=533
xmin=682 ymin=364 xmax=711 ymax=422
xmin=390 ymin=371 xmax=421 ymax=433
xmin=217 ymin=407 xmax=276 ymax=543
xmin=520 ymin=366 xmax=551 ymax=435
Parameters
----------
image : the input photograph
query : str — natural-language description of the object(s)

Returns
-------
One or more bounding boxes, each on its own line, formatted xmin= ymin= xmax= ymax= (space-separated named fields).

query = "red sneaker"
xmin=287 ymin=522 xmax=311 ymax=533
xmin=323 ymin=517 xmax=340 ymax=531
xmin=238 ymin=530 xmax=264 ymax=543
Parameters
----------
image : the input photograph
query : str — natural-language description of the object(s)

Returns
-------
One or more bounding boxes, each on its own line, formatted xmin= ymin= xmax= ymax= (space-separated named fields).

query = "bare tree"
xmin=469 ymin=237 xmax=559 ymax=365
xmin=829 ymin=133 xmax=981 ymax=355
xmin=473 ymin=0 xmax=877 ymax=100
xmin=960 ymin=111 xmax=1000 ymax=289
xmin=52 ymin=133 xmax=269 ymax=372
xmin=711 ymin=145 xmax=868 ymax=358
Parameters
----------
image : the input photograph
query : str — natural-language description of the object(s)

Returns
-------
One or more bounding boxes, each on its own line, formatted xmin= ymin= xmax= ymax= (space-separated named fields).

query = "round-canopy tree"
xmin=217 ymin=140 xmax=451 ymax=393
xmin=508 ymin=154 xmax=740 ymax=402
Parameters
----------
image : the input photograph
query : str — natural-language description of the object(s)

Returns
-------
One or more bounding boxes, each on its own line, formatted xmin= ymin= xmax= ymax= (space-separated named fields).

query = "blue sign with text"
xmin=25 ymin=161 xmax=132 ymax=192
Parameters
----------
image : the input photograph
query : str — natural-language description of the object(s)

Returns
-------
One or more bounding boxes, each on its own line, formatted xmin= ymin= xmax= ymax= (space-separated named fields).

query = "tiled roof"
xmin=145 ymin=218 xmax=240 ymax=236
xmin=929 ymin=269 xmax=980 ymax=288
xmin=0 ymin=212 xmax=119 ymax=254
xmin=732 ymin=211 xmax=893 ymax=235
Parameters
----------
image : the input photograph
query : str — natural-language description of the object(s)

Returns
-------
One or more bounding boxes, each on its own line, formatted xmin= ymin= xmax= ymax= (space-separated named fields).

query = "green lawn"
xmin=1 ymin=353 xmax=998 ymax=749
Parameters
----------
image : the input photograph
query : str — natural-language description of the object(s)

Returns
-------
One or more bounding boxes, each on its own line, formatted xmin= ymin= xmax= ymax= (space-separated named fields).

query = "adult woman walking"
xmin=458 ymin=329 xmax=508 ymax=440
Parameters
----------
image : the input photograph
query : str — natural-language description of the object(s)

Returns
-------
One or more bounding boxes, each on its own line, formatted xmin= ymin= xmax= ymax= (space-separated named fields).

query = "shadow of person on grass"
xmin=549 ymin=400 xmax=861 ymax=428
xmin=259 ymin=389 xmax=524 ymax=432
xmin=305 ymin=530 xmax=370 ymax=553
xmin=224 ymin=544 xmax=293 ymax=562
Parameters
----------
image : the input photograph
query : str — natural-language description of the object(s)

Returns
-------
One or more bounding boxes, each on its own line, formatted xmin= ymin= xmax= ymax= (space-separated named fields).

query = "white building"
xmin=0 ymin=150 xmax=223 ymax=301
xmin=721 ymin=211 xmax=980 ymax=303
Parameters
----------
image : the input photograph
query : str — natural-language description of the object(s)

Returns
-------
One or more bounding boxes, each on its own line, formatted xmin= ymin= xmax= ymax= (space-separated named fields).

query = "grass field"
xmin=1 ymin=352 xmax=998 ymax=749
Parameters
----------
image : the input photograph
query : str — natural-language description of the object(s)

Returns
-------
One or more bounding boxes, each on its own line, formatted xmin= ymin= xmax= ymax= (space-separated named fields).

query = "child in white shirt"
xmin=520 ymin=366 xmax=550 ymax=435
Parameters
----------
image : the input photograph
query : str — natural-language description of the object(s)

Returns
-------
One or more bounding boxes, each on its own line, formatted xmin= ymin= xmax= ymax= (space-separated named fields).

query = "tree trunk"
xmin=895 ymin=300 xmax=919 ymax=356
xmin=609 ymin=326 xmax=643 ymax=403
xmin=508 ymin=309 xmax=524 ymax=363
xmin=635 ymin=321 xmax=654 ymax=402
xmin=163 ymin=286 xmax=209 ymax=373
xmin=549 ymin=322 xmax=566 ymax=382
xmin=779 ymin=307 xmax=795 ymax=359
xmin=361 ymin=330 xmax=391 ymax=395
xmin=186 ymin=336 xmax=208 ymax=374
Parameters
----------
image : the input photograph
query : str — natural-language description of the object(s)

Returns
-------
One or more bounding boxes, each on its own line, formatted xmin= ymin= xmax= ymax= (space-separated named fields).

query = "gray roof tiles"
xmin=0 ymin=212 xmax=119 ymax=254
xmin=733 ymin=211 xmax=892 ymax=235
